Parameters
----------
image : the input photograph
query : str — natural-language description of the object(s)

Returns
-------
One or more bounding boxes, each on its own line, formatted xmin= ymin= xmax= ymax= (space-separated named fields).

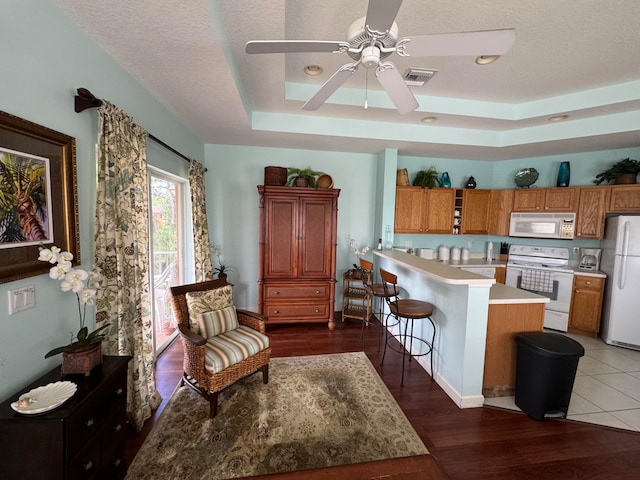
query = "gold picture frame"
xmin=0 ymin=110 xmax=79 ymax=284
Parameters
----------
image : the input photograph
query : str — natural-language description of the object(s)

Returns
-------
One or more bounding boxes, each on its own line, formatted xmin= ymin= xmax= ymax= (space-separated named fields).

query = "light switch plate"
xmin=8 ymin=285 xmax=35 ymax=315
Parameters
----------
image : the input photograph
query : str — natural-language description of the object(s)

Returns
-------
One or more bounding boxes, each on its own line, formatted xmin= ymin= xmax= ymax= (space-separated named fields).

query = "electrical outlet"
xmin=573 ymin=246 xmax=580 ymax=255
xmin=8 ymin=285 xmax=35 ymax=315
xmin=467 ymin=241 xmax=473 ymax=248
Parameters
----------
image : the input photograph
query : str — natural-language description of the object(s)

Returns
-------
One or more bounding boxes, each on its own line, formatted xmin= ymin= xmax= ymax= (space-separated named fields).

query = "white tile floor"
xmin=484 ymin=332 xmax=640 ymax=431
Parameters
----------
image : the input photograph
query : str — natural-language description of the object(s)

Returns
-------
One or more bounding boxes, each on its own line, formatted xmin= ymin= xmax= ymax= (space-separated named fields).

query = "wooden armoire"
xmin=257 ymin=185 xmax=340 ymax=330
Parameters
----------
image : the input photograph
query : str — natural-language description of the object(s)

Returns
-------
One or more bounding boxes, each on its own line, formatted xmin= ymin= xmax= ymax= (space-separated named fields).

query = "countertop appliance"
xmin=505 ymin=245 xmax=574 ymax=332
xmin=579 ymin=248 xmax=602 ymax=271
xmin=509 ymin=212 xmax=576 ymax=239
xmin=600 ymin=215 xmax=640 ymax=350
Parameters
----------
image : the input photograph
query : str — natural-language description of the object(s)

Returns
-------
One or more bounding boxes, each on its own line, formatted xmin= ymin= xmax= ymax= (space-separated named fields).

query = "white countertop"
xmin=570 ymin=268 xmax=607 ymax=278
xmin=374 ymin=250 xmax=549 ymax=305
xmin=488 ymin=283 xmax=550 ymax=305
xmin=374 ymin=250 xmax=496 ymax=287
xmin=442 ymin=259 xmax=507 ymax=269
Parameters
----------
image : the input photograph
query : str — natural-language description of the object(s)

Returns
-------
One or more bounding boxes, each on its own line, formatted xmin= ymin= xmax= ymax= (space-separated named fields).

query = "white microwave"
xmin=509 ymin=212 xmax=576 ymax=239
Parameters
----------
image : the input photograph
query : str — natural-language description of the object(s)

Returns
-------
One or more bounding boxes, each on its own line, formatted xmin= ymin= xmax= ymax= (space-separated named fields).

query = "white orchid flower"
xmin=79 ymin=288 xmax=97 ymax=305
xmin=38 ymin=248 xmax=59 ymax=264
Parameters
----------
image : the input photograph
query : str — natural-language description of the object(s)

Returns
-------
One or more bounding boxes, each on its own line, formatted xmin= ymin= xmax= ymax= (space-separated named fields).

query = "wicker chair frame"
xmin=170 ymin=278 xmax=271 ymax=417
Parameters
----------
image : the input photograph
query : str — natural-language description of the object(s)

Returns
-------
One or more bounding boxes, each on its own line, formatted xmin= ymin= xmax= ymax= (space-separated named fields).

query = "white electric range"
xmin=505 ymin=245 xmax=574 ymax=332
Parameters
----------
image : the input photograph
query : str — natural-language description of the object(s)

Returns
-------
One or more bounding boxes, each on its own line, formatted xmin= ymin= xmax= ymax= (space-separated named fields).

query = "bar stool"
xmin=359 ymin=258 xmax=399 ymax=350
xmin=379 ymin=268 xmax=436 ymax=386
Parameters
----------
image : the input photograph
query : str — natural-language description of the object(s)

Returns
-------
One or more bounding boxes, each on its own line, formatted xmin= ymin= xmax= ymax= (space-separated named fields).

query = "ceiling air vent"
xmin=403 ymin=68 xmax=438 ymax=87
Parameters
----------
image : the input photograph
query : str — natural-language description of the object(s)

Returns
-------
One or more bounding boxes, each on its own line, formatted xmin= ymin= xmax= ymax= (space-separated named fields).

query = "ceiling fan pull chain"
xmin=364 ymin=70 xmax=369 ymax=109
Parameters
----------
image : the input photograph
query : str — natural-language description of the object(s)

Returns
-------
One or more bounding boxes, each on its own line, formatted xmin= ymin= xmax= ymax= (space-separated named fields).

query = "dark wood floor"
xmin=127 ymin=318 xmax=640 ymax=479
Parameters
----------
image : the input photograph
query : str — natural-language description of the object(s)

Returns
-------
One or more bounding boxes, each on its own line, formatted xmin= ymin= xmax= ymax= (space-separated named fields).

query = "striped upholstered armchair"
xmin=170 ymin=278 xmax=271 ymax=417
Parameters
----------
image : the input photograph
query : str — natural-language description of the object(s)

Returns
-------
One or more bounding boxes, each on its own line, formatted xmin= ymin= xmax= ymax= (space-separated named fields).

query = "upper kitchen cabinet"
xmin=460 ymin=189 xmax=491 ymax=234
xmin=608 ymin=185 xmax=640 ymax=212
xmin=488 ymin=189 xmax=514 ymax=236
xmin=512 ymin=188 xmax=546 ymax=212
xmin=512 ymin=187 xmax=579 ymax=212
xmin=395 ymin=186 xmax=454 ymax=234
xmin=544 ymin=187 xmax=579 ymax=211
xmin=575 ymin=186 xmax=610 ymax=239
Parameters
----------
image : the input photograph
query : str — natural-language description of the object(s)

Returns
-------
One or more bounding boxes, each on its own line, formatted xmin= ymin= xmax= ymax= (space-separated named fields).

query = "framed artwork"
xmin=0 ymin=110 xmax=79 ymax=284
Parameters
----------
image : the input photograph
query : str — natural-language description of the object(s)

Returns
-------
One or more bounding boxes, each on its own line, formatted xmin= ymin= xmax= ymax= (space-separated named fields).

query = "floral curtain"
xmin=189 ymin=160 xmax=213 ymax=281
xmin=94 ymin=101 xmax=162 ymax=431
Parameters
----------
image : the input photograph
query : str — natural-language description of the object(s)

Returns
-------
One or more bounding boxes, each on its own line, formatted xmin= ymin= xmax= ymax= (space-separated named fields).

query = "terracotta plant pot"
xmin=294 ymin=177 xmax=309 ymax=187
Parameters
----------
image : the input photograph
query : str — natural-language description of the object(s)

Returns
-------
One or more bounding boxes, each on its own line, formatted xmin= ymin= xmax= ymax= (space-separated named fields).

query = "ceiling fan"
xmin=245 ymin=0 xmax=515 ymax=115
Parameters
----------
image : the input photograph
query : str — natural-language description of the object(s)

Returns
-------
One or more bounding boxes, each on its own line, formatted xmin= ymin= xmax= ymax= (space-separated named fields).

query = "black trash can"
xmin=514 ymin=332 xmax=585 ymax=420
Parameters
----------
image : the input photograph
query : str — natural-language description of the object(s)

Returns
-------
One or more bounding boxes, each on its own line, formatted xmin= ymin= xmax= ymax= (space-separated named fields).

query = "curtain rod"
xmin=74 ymin=87 xmax=200 ymax=168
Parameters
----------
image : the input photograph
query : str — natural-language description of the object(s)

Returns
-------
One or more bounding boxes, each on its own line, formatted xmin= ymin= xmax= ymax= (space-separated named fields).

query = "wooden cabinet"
xmin=488 ymin=189 xmax=513 ymax=236
xmin=341 ymin=270 xmax=371 ymax=326
xmin=258 ymin=185 xmax=340 ymax=329
xmin=484 ymin=302 xmax=545 ymax=397
xmin=575 ymin=186 xmax=610 ymax=239
xmin=512 ymin=188 xmax=545 ymax=211
xmin=568 ymin=275 xmax=605 ymax=337
xmin=394 ymin=186 xmax=454 ymax=234
xmin=460 ymin=189 xmax=491 ymax=234
xmin=0 ymin=356 xmax=131 ymax=480
xmin=512 ymin=187 xmax=579 ymax=212
xmin=494 ymin=267 xmax=506 ymax=284
xmin=608 ymin=185 xmax=640 ymax=212
xmin=543 ymin=187 xmax=579 ymax=211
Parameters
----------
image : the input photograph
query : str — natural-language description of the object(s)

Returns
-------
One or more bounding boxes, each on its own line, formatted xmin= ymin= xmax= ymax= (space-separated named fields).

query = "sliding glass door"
xmin=149 ymin=168 xmax=186 ymax=356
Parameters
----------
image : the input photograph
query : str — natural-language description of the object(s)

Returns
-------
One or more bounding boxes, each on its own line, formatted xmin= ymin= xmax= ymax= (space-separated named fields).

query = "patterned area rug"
xmin=126 ymin=352 xmax=428 ymax=479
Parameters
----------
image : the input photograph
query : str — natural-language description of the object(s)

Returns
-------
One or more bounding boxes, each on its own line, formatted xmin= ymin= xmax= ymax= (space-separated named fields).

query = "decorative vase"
xmin=557 ymin=161 xmax=571 ymax=187
xmin=61 ymin=343 xmax=102 ymax=377
xmin=465 ymin=176 xmax=477 ymax=189
xmin=294 ymin=177 xmax=309 ymax=187
xmin=614 ymin=173 xmax=637 ymax=185
xmin=217 ymin=273 xmax=228 ymax=283
xmin=440 ymin=172 xmax=451 ymax=188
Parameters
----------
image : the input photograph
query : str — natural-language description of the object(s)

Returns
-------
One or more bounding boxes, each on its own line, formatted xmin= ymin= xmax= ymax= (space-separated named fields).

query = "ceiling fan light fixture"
xmin=421 ymin=116 xmax=437 ymax=123
xmin=548 ymin=114 xmax=569 ymax=122
xmin=304 ymin=65 xmax=323 ymax=76
xmin=475 ymin=55 xmax=500 ymax=65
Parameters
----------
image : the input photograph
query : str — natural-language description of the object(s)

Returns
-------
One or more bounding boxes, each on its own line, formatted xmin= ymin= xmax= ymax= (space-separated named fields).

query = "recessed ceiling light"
xmin=548 ymin=114 xmax=569 ymax=122
xmin=475 ymin=55 xmax=500 ymax=65
xmin=304 ymin=65 xmax=323 ymax=76
xmin=420 ymin=116 xmax=437 ymax=123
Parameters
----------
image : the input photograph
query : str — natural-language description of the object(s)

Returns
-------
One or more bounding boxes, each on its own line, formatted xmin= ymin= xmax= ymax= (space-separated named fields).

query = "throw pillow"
xmin=185 ymin=285 xmax=233 ymax=335
xmin=197 ymin=305 xmax=239 ymax=338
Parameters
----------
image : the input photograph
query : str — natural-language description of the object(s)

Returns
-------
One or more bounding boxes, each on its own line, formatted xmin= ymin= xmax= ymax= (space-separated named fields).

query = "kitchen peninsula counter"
xmin=373 ymin=250 xmax=548 ymax=405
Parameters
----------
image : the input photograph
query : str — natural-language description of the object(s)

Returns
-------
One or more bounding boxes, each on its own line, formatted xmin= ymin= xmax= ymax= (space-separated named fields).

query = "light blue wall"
xmin=0 ymin=0 xmax=203 ymax=402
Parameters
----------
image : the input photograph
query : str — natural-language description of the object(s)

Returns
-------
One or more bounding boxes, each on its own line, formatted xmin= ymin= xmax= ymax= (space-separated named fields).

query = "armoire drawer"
xmin=264 ymin=303 xmax=329 ymax=319
xmin=264 ymin=283 xmax=330 ymax=300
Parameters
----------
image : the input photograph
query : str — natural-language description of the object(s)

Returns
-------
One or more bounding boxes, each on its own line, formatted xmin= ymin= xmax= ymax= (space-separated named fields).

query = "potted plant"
xmin=346 ymin=234 xmax=371 ymax=279
xmin=211 ymin=244 xmax=234 ymax=280
xmin=594 ymin=158 xmax=640 ymax=185
xmin=285 ymin=167 xmax=324 ymax=188
xmin=412 ymin=166 xmax=442 ymax=188
xmin=38 ymin=246 xmax=109 ymax=375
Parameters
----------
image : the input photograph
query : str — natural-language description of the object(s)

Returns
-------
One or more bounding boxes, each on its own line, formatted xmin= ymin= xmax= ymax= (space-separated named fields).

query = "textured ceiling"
xmin=54 ymin=0 xmax=640 ymax=160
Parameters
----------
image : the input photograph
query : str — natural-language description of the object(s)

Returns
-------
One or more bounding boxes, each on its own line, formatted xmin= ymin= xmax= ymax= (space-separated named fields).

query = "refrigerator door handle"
xmin=618 ymin=256 xmax=627 ymax=290
xmin=622 ymin=221 xmax=630 ymax=256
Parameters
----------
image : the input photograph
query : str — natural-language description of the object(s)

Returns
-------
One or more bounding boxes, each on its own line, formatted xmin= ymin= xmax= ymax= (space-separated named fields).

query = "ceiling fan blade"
xmin=365 ymin=0 xmax=403 ymax=35
xmin=302 ymin=63 xmax=359 ymax=111
xmin=376 ymin=62 xmax=418 ymax=115
xmin=246 ymin=40 xmax=349 ymax=54
xmin=398 ymin=28 xmax=516 ymax=57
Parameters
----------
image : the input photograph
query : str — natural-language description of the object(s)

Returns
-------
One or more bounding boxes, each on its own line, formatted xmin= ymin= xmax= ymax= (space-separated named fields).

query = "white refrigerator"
xmin=600 ymin=215 xmax=640 ymax=350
